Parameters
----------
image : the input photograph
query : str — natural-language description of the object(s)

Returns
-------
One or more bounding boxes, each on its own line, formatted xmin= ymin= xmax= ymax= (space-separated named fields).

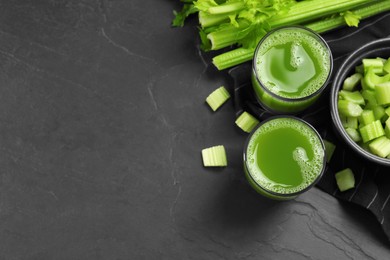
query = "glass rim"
xmin=243 ymin=116 xmax=326 ymax=198
xmin=252 ymin=25 xmax=333 ymax=102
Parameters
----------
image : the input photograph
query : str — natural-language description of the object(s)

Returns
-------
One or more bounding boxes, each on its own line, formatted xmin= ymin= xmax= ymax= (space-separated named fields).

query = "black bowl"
xmin=330 ymin=38 xmax=390 ymax=167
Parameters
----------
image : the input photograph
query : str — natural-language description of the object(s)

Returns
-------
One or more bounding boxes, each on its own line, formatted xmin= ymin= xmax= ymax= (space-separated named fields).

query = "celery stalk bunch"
xmin=173 ymin=0 xmax=390 ymax=70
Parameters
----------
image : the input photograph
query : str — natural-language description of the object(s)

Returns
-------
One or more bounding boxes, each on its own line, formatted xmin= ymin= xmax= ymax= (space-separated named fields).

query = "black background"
xmin=0 ymin=1 xmax=389 ymax=259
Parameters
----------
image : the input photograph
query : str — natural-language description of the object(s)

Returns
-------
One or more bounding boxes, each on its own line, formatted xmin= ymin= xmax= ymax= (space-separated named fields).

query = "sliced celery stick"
xmin=339 ymin=90 xmax=365 ymax=105
xmin=235 ymin=111 xmax=259 ymax=133
xmin=363 ymin=58 xmax=384 ymax=74
xmin=369 ymin=136 xmax=390 ymax=158
xmin=340 ymin=114 xmax=348 ymax=128
xmin=335 ymin=168 xmax=355 ymax=192
xmin=338 ymin=100 xmax=363 ymax=117
xmin=342 ymin=73 xmax=362 ymax=91
xmin=323 ymin=140 xmax=336 ymax=163
xmin=359 ymin=110 xmax=375 ymax=126
xmin=375 ymin=82 xmax=390 ymax=105
xmin=345 ymin=116 xmax=358 ymax=129
xmin=359 ymin=120 xmax=385 ymax=143
xmin=345 ymin=128 xmax=362 ymax=142
xmin=384 ymin=58 xmax=390 ymax=74
xmin=205 ymin=86 xmax=230 ymax=111
xmin=201 ymin=145 xmax=227 ymax=167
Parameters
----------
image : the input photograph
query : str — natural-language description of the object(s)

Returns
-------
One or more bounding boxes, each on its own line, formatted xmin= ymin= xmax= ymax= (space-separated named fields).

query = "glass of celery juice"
xmin=252 ymin=26 xmax=332 ymax=113
xmin=243 ymin=117 xmax=326 ymax=200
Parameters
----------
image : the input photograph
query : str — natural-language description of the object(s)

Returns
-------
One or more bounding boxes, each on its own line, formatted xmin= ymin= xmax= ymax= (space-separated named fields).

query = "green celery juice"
xmin=244 ymin=117 xmax=325 ymax=200
xmin=252 ymin=26 xmax=332 ymax=113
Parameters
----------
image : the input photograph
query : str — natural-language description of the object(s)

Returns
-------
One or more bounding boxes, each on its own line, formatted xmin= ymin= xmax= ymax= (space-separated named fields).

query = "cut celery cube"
xmin=335 ymin=168 xmax=355 ymax=192
xmin=342 ymin=73 xmax=362 ymax=91
xmin=339 ymin=90 xmax=365 ymax=105
xmin=363 ymin=58 xmax=384 ymax=74
xmin=206 ymin=86 xmax=230 ymax=111
xmin=345 ymin=128 xmax=362 ymax=142
xmin=345 ymin=117 xmax=358 ymax=129
xmin=375 ymin=82 xmax=390 ymax=106
xmin=359 ymin=110 xmax=375 ymax=126
xmin=359 ymin=120 xmax=385 ymax=143
xmin=338 ymin=100 xmax=363 ymax=117
xmin=323 ymin=140 xmax=336 ymax=163
xmin=369 ymin=136 xmax=390 ymax=158
xmin=384 ymin=58 xmax=390 ymax=74
xmin=201 ymin=145 xmax=227 ymax=167
xmin=235 ymin=111 xmax=259 ymax=133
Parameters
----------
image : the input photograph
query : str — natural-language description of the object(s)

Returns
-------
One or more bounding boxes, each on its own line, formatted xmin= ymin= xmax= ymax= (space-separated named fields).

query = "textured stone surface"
xmin=0 ymin=1 xmax=389 ymax=259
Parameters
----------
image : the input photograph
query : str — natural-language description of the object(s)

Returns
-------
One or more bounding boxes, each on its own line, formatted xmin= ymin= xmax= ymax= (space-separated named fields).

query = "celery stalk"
xmin=335 ymin=168 xmax=355 ymax=192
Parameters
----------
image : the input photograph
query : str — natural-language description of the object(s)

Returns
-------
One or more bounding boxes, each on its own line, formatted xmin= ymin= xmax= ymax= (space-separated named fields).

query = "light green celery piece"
xmin=343 ymin=73 xmax=362 ymax=91
xmin=385 ymin=118 xmax=390 ymax=138
xmin=201 ymin=145 xmax=227 ymax=167
xmin=369 ymin=136 xmax=390 ymax=158
xmin=338 ymin=99 xmax=363 ymax=117
xmin=361 ymin=89 xmax=377 ymax=106
xmin=345 ymin=127 xmax=362 ymax=142
xmin=339 ymin=90 xmax=365 ymax=105
xmin=355 ymin=64 xmax=364 ymax=74
xmin=385 ymin=107 xmax=390 ymax=117
xmin=373 ymin=105 xmax=386 ymax=121
xmin=335 ymin=168 xmax=355 ymax=192
xmin=323 ymin=140 xmax=336 ymax=163
xmin=375 ymin=82 xmax=390 ymax=105
xmin=235 ymin=111 xmax=259 ymax=133
xmin=340 ymin=114 xmax=348 ymax=128
xmin=342 ymin=11 xmax=361 ymax=27
xmin=212 ymin=47 xmax=254 ymax=70
xmin=268 ymin=0 xmax=372 ymax=28
xmin=384 ymin=58 xmax=390 ymax=74
xmin=206 ymin=86 xmax=230 ymax=111
xmin=363 ymin=68 xmax=382 ymax=90
xmin=363 ymin=58 xmax=384 ymax=74
xmin=199 ymin=11 xmax=229 ymax=28
xmin=345 ymin=117 xmax=358 ymax=129
xmin=359 ymin=110 xmax=375 ymax=126
xmin=207 ymin=2 xmax=245 ymax=15
xmin=359 ymin=120 xmax=385 ymax=143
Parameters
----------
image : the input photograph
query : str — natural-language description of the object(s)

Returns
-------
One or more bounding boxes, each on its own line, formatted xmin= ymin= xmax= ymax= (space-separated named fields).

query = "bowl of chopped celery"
xmin=330 ymin=38 xmax=390 ymax=166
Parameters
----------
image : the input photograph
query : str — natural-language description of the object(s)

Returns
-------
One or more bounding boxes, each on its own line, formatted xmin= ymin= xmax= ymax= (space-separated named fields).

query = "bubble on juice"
xmin=255 ymin=27 xmax=331 ymax=99
xmin=246 ymin=118 xmax=325 ymax=194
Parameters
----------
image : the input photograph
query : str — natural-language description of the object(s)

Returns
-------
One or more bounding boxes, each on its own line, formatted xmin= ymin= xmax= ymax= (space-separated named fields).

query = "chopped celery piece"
xmin=339 ymin=90 xmax=365 ymax=105
xmin=385 ymin=107 xmax=390 ymax=117
xmin=385 ymin=118 xmax=390 ymax=138
xmin=335 ymin=168 xmax=355 ymax=192
xmin=384 ymin=58 xmax=390 ymax=74
xmin=340 ymin=114 xmax=348 ymax=128
xmin=342 ymin=73 xmax=362 ymax=91
xmin=375 ymin=82 xmax=390 ymax=106
xmin=338 ymin=100 xmax=363 ymax=117
xmin=235 ymin=111 xmax=259 ymax=133
xmin=205 ymin=86 xmax=230 ymax=111
xmin=361 ymin=90 xmax=377 ymax=106
xmin=345 ymin=127 xmax=361 ymax=142
xmin=359 ymin=110 xmax=375 ymax=126
xmin=363 ymin=58 xmax=384 ymax=74
xmin=345 ymin=116 xmax=358 ymax=129
xmin=355 ymin=64 xmax=364 ymax=74
xmin=369 ymin=136 xmax=390 ymax=158
xmin=373 ymin=105 xmax=386 ymax=121
xmin=323 ymin=139 xmax=336 ymax=163
xmin=201 ymin=145 xmax=227 ymax=167
xmin=363 ymin=68 xmax=381 ymax=90
xmin=359 ymin=120 xmax=385 ymax=143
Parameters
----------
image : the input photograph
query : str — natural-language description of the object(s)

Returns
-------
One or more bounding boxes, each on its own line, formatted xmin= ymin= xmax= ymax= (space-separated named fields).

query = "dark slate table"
xmin=1 ymin=1 xmax=390 ymax=259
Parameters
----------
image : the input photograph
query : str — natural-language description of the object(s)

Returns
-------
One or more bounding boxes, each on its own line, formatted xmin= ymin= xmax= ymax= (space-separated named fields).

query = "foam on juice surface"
xmin=246 ymin=118 xmax=325 ymax=194
xmin=255 ymin=28 xmax=331 ymax=99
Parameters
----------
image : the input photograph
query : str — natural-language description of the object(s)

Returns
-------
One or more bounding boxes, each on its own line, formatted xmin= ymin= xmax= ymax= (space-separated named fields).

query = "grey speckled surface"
xmin=0 ymin=1 xmax=390 ymax=259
